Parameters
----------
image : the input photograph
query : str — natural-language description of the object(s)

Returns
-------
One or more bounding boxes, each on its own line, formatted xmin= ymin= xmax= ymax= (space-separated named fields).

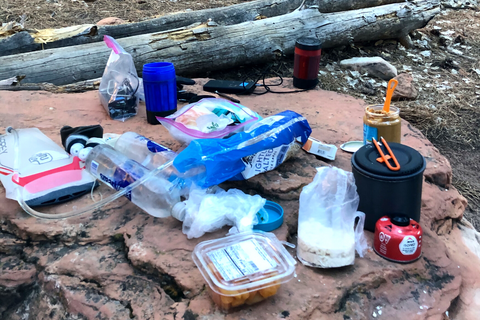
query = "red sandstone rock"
xmin=392 ymin=73 xmax=419 ymax=100
xmin=0 ymin=79 xmax=477 ymax=319
xmin=0 ymin=255 xmax=36 ymax=288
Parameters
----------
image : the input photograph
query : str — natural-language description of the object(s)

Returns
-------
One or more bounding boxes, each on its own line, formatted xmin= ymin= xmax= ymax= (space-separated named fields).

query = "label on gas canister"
xmin=399 ymin=235 xmax=418 ymax=255
xmin=378 ymin=231 xmax=391 ymax=255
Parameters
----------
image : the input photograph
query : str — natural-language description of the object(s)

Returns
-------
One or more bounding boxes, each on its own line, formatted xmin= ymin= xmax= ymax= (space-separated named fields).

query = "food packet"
xmin=157 ymin=98 xmax=260 ymax=144
xmin=297 ymin=166 xmax=368 ymax=268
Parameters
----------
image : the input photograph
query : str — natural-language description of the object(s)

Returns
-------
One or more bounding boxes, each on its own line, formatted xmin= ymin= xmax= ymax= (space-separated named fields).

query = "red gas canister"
xmin=374 ymin=215 xmax=422 ymax=263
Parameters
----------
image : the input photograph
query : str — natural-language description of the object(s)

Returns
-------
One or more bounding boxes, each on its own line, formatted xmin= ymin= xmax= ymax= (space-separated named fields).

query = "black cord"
xmin=129 ymin=71 xmax=140 ymax=96
xmin=240 ymin=64 xmax=310 ymax=95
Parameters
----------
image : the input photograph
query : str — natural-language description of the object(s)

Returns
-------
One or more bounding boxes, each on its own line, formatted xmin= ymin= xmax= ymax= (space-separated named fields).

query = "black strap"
xmin=177 ymin=91 xmax=215 ymax=103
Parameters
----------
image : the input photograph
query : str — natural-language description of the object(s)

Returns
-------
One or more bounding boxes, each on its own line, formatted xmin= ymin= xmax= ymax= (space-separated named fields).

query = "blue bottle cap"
xmin=253 ymin=201 xmax=284 ymax=232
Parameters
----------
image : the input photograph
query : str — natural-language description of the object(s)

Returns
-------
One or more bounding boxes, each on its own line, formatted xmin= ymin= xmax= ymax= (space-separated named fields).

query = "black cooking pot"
xmin=351 ymin=142 xmax=426 ymax=232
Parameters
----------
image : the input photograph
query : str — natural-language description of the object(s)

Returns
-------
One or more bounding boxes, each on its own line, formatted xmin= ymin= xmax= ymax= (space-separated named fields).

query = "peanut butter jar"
xmin=363 ymin=105 xmax=401 ymax=144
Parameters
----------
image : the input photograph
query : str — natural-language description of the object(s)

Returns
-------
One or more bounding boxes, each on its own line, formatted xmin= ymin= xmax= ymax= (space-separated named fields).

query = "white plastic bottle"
xmin=84 ymin=144 xmax=182 ymax=219
xmin=113 ymin=132 xmax=176 ymax=170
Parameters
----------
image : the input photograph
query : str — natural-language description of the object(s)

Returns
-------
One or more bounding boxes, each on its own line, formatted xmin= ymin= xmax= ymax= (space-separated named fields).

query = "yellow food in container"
xmin=192 ymin=232 xmax=296 ymax=312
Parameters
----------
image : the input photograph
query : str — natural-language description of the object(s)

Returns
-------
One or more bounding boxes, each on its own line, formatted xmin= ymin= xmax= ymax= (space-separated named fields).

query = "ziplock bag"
xmin=99 ymin=36 xmax=140 ymax=122
xmin=157 ymin=98 xmax=260 ymax=144
xmin=0 ymin=128 xmax=96 ymax=206
xmin=297 ymin=166 xmax=368 ymax=268
xmin=173 ymin=110 xmax=311 ymax=188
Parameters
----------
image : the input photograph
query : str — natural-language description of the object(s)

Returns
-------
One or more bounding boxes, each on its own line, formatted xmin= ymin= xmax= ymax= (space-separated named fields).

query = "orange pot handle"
xmin=373 ymin=137 xmax=400 ymax=171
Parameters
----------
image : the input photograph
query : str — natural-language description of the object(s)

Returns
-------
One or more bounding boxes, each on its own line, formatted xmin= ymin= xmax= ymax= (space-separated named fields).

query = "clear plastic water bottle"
xmin=113 ymin=132 xmax=206 ymax=189
xmin=113 ymin=132 xmax=176 ymax=170
xmin=84 ymin=144 xmax=181 ymax=218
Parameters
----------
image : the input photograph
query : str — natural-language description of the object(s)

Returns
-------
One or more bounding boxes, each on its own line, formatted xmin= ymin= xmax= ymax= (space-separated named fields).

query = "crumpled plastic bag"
xmin=181 ymin=186 xmax=266 ymax=239
xmin=297 ymin=166 xmax=368 ymax=268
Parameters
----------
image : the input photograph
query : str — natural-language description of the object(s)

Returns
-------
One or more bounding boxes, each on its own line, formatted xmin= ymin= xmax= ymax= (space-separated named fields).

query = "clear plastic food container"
xmin=192 ymin=231 xmax=296 ymax=312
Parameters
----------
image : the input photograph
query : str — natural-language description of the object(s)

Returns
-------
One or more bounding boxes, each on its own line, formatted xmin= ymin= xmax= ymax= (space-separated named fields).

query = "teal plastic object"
xmin=253 ymin=201 xmax=284 ymax=232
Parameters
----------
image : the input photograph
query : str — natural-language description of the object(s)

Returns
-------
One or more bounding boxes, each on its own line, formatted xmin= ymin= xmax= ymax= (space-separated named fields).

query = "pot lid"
xmin=353 ymin=142 xmax=424 ymax=177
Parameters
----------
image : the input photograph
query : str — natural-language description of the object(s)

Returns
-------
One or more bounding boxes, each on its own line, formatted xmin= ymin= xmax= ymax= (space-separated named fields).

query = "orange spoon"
xmin=383 ymin=79 xmax=398 ymax=113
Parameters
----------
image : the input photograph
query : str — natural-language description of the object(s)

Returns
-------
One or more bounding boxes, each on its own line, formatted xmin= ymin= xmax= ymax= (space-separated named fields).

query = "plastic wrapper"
xmin=173 ymin=110 xmax=312 ymax=188
xmin=157 ymin=98 xmax=260 ymax=144
xmin=99 ymin=36 xmax=140 ymax=122
xmin=180 ymin=186 xmax=265 ymax=239
xmin=192 ymin=232 xmax=296 ymax=312
xmin=297 ymin=166 xmax=368 ymax=268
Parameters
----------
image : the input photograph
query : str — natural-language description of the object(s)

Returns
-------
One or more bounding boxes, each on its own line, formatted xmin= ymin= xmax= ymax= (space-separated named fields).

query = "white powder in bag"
xmin=297 ymin=220 xmax=355 ymax=268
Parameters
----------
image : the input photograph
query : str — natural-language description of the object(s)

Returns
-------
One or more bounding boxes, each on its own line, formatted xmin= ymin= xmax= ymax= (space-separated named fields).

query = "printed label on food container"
xmin=302 ymin=137 xmax=337 ymax=160
xmin=363 ymin=123 xmax=378 ymax=144
xmin=207 ymin=239 xmax=277 ymax=282
xmin=240 ymin=144 xmax=290 ymax=179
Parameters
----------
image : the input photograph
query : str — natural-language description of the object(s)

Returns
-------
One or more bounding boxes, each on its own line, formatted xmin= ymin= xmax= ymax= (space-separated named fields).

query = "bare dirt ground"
xmin=0 ymin=1 xmax=478 ymax=229
xmin=0 ymin=0 xmax=249 ymax=29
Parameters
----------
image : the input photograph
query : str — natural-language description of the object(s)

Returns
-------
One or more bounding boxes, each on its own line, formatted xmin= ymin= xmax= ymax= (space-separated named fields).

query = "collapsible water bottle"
xmin=143 ymin=62 xmax=177 ymax=125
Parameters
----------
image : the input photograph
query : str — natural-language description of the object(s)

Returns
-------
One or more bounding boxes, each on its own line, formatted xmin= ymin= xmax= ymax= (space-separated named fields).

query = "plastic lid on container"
xmin=253 ymin=201 xmax=284 ymax=232
xmin=295 ymin=37 xmax=322 ymax=51
xmin=192 ymin=231 xmax=296 ymax=296
xmin=340 ymin=141 xmax=363 ymax=153
xmin=142 ymin=62 xmax=176 ymax=82
xmin=171 ymin=201 xmax=187 ymax=221
xmin=352 ymin=142 xmax=425 ymax=178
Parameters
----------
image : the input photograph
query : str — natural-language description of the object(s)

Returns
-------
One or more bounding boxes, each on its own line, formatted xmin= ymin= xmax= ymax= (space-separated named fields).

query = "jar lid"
xmin=253 ymin=201 xmax=284 ymax=232
xmin=295 ymin=37 xmax=322 ymax=51
xmin=352 ymin=142 xmax=425 ymax=178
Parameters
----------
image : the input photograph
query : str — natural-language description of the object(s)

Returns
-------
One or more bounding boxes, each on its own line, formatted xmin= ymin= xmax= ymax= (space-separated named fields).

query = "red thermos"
xmin=293 ymin=37 xmax=322 ymax=89
xmin=374 ymin=216 xmax=423 ymax=263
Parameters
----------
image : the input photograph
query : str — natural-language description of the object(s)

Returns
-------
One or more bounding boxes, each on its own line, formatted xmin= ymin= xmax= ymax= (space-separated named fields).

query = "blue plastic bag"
xmin=173 ymin=110 xmax=311 ymax=188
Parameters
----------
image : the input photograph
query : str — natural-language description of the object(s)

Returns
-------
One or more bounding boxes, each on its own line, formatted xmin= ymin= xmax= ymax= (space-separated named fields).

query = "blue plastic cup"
xmin=142 ymin=62 xmax=177 ymax=125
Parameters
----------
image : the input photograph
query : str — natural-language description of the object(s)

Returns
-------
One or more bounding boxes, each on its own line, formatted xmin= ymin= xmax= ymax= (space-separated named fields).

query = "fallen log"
xmin=0 ymin=0 xmax=440 ymax=86
xmin=0 ymin=0 xmax=405 ymax=57
xmin=0 ymin=76 xmax=25 ymax=86
xmin=0 ymin=78 xmax=101 ymax=93
xmin=301 ymin=0 xmax=402 ymax=11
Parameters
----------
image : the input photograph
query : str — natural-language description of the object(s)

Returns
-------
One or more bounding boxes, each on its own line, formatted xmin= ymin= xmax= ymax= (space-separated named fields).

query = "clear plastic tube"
xmin=7 ymin=127 xmax=174 ymax=220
